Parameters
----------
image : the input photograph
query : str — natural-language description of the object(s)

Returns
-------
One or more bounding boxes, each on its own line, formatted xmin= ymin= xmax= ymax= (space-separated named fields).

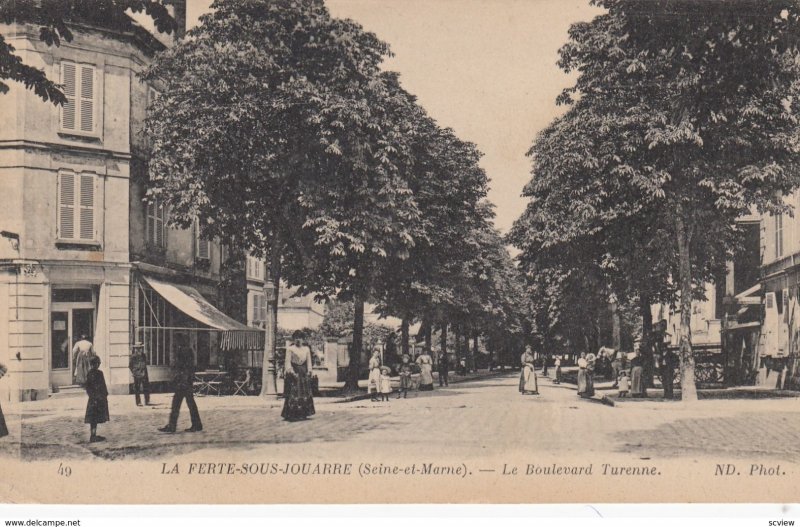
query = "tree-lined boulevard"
xmin=4 ymin=0 xmax=800 ymax=410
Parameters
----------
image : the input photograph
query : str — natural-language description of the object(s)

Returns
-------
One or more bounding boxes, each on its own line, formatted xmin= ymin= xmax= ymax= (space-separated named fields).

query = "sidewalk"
xmin=554 ymin=368 xmax=800 ymax=406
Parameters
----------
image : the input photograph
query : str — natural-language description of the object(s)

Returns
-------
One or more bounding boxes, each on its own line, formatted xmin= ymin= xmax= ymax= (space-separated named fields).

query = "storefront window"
xmin=52 ymin=289 xmax=93 ymax=303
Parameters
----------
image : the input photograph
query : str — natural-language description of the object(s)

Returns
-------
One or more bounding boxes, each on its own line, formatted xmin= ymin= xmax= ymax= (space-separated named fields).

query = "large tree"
xmin=0 ymin=0 xmax=177 ymax=104
xmin=143 ymin=0 xmax=421 ymax=396
xmin=516 ymin=0 xmax=800 ymax=402
xmin=510 ymin=105 xmax=731 ymax=386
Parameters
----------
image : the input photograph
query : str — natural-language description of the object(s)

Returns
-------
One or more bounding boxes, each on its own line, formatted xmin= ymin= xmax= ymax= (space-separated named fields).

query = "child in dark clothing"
xmin=397 ymin=354 xmax=413 ymax=399
xmin=84 ymin=356 xmax=109 ymax=443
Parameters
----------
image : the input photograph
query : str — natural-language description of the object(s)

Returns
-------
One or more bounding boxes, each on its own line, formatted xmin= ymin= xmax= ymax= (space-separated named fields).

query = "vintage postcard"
xmin=1 ymin=0 xmax=800 ymax=505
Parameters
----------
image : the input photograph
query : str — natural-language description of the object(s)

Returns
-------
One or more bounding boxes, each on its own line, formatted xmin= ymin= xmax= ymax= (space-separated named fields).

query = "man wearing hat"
xmin=128 ymin=341 xmax=150 ymax=406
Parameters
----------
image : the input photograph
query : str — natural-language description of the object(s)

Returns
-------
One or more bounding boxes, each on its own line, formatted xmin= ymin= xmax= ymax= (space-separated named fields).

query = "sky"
xmin=185 ymin=0 xmax=603 ymax=234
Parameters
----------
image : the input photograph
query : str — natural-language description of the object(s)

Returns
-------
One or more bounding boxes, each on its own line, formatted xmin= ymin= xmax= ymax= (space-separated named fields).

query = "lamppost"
xmin=262 ymin=278 xmax=278 ymax=396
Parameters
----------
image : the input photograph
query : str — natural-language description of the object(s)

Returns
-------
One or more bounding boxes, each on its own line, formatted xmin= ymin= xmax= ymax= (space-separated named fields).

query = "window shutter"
xmin=198 ymin=238 xmax=210 ymax=259
xmin=79 ymin=174 xmax=94 ymax=240
xmin=61 ymin=63 xmax=77 ymax=131
xmin=195 ymin=221 xmax=210 ymax=259
xmin=156 ymin=202 xmax=165 ymax=247
xmin=79 ymin=65 xmax=94 ymax=133
xmin=146 ymin=201 xmax=155 ymax=244
xmin=58 ymin=172 xmax=75 ymax=239
xmin=765 ymin=215 xmax=775 ymax=264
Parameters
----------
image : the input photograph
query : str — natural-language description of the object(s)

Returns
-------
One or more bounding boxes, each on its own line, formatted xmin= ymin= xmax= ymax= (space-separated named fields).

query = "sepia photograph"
xmin=1 ymin=0 xmax=800 ymax=511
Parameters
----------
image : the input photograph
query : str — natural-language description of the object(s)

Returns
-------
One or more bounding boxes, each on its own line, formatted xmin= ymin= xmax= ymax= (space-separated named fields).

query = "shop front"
xmin=0 ymin=261 xmax=131 ymax=402
xmin=133 ymin=272 xmax=263 ymax=391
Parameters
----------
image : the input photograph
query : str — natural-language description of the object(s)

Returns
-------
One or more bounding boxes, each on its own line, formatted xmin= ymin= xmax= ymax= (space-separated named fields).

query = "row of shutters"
xmin=58 ymin=61 xmax=214 ymax=256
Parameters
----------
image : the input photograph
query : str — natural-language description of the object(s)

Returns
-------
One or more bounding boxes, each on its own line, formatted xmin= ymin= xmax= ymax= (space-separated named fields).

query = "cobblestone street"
xmin=2 ymin=372 xmax=800 ymax=464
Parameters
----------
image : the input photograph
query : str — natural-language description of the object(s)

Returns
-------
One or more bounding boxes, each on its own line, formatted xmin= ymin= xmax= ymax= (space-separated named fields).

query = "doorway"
xmin=50 ymin=288 xmax=95 ymax=388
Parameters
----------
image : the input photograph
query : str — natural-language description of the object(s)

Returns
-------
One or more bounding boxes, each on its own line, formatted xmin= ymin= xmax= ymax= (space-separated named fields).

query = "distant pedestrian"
xmin=379 ymin=366 xmax=393 ymax=402
xmin=397 ymin=354 xmax=413 ymax=399
xmin=577 ymin=352 xmax=589 ymax=398
xmin=554 ymin=356 xmax=562 ymax=384
xmin=159 ymin=347 xmax=203 ymax=433
xmin=618 ymin=370 xmax=630 ymax=397
xmin=660 ymin=348 xmax=678 ymax=400
xmin=0 ymin=363 xmax=8 ymax=438
xmin=437 ymin=350 xmax=450 ymax=387
xmin=128 ymin=341 xmax=150 ymax=406
xmin=281 ymin=331 xmax=316 ymax=421
xmin=72 ymin=334 xmax=95 ymax=386
xmin=368 ymin=350 xmax=382 ymax=402
xmin=416 ymin=350 xmax=435 ymax=391
xmin=585 ymin=352 xmax=596 ymax=397
xmin=600 ymin=346 xmax=619 ymax=387
xmin=84 ymin=356 xmax=109 ymax=443
xmin=630 ymin=345 xmax=646 ymax=398
xmin=542 ymin=355 xmax=549 ymax=377
xmin=519 ymin=346 xmax=538 ymax=395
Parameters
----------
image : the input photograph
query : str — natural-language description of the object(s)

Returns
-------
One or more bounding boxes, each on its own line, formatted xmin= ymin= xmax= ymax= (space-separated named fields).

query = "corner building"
xmin=0 ymin=5 xmax=261 ymax=403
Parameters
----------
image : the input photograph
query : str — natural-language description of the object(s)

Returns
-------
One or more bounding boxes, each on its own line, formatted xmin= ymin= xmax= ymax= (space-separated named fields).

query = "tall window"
xmin=146 ymin=199 xmax=166 ymax=248
xmin=246 ymin=255 xmax=263 ymax=280
xmin=58 ymin=171 xmax=96 ymax=242
xmin=251 ymin=293 xmax=266 ymax=327
xmin=775 ymin=213 xmax=784 ymax=259
xmin=137 ymin=287 xmax=171 ymax=366
xmin=195 ymin=220 xmax=210 ymax=260
xmin=60 ymin=61 xmax=96 ymax=134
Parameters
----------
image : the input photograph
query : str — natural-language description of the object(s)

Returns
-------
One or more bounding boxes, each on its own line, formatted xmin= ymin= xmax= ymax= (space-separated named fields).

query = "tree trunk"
xmin=640 ymin=294 xmax=655 ymax=388
xmin=260 ymin=240 xmax=281 ymax=398
xmin=424 ymin=318 xmax=432 ymax=353
xmin=473 ymin=332 xmax=479 ymax=372
xmin=344 ymin=290 xmax=366 ymax=393
xmin=676 ymin=215 xmax=698 ymax=402
xmin=440 ymin=322 xmax=448 ymax=356
xmin=401 ymin=318 xmax=410 ymax=356
xmin=611 ymin=298 xmax=621 ymax=352
xmin=454 ymin=324 xmax=462 ymax=367
xmin=464 ymin=328 xmax=472 ymax=371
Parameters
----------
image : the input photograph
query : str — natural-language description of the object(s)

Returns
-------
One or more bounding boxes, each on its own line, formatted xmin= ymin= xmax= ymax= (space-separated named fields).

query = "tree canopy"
xmin=512 ymin=0 xmax=800 ymax=401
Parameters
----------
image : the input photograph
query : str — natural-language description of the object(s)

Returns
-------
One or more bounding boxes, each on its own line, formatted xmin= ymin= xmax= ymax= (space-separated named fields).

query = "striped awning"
xmin=142 ymin=274 xmax=264 ymax=352
xmin=220 ymin=330 xmax=264 ymax=352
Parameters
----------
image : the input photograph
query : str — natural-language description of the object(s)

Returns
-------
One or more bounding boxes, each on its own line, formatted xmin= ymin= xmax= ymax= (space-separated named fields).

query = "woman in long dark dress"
xmin=282 ymin=331 xmax=315 ymax=421
xmin=84 ymin=356 xmax=109 ymax=443
xmin=0 ymin=363 xmax=8 ymax=438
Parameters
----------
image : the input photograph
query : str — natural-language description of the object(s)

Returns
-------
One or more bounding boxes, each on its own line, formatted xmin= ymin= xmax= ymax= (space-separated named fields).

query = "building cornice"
xmin=0 ymin=140 xmax=132 ymax=162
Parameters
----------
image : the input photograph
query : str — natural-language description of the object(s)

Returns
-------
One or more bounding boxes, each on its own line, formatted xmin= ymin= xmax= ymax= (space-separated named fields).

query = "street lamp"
xmin=262 ymin=279 xmax=279 ymax=396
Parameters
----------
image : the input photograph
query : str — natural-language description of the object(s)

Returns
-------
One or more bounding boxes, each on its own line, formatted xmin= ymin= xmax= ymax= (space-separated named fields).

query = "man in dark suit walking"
xmin=159 ymin=346 xmax=203 ymax=433
xmin=128 ymin=341 xmax=150 ymax=406
xmin=438 ymin=351 xmax=449 ymax=387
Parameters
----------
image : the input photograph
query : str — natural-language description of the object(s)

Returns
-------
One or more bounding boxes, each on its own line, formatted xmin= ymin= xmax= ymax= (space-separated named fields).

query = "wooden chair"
xmin=232 ymin=369 xmax=251 ymax=396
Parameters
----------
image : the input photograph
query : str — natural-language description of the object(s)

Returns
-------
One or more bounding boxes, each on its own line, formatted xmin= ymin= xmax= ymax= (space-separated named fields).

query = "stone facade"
xmin=0 ymin=6 xmax=238 ymax=402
